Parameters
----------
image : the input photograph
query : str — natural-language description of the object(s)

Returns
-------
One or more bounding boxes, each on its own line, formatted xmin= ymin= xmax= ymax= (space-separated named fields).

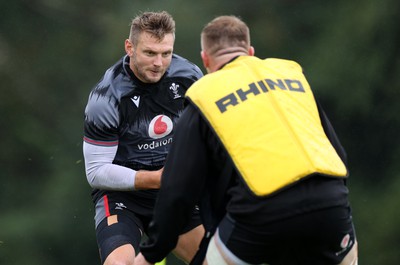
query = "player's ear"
xmin=201 ymin=50 xmax=209 ymax=69
xmin=248 ymin=46 xmax=255 ymax=56
xmin=125 ymin=39 xmax=134 ymax=56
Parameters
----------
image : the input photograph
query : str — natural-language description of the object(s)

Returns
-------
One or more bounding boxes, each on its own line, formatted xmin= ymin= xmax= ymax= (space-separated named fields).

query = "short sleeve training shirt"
xmin=84 ymin=54 xmax=203 ymax=169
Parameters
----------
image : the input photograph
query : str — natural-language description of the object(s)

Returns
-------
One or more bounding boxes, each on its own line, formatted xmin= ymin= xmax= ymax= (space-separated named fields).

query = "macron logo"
xmin=131 ymin=96 xmax=140 ymax=107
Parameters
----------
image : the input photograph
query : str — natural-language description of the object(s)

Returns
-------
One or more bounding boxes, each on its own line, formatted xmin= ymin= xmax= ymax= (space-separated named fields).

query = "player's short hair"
xmin=201 ymin=16 xmax=250 ymax=56
xmin=129 ymin=11 xmax=175 ymax=45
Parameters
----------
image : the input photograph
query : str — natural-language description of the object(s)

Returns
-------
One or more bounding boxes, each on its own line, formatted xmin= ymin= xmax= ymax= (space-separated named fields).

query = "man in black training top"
xmin=83 ymin=11 xmax=204 ymax=265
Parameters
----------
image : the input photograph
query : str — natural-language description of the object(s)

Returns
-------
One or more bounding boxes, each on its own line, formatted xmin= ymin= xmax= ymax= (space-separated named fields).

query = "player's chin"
xmin=146 ymin=73 xmax=163 ymax=83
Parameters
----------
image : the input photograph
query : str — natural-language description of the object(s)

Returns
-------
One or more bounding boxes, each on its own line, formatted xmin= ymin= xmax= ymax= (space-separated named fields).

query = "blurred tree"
xmin=0 ymin=0 xmax=124 ymax=263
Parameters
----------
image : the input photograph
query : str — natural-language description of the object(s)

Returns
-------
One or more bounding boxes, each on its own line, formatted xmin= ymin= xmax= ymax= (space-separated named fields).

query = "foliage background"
xmin=1 ymin=0 xmax=399 ymax=264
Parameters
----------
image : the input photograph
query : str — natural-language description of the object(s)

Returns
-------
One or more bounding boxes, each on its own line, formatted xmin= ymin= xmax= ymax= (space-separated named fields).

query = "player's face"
xmin=127 ymin=32 xmax=174 ymax=83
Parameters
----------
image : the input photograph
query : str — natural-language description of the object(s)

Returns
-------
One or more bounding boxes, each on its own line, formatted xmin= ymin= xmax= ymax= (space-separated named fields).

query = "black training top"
xmin=83 ymin=54 xmax=203 ymax=203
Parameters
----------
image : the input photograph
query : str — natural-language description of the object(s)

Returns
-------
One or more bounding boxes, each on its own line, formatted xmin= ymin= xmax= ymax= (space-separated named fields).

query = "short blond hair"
xmin=201 ymin=16 xmax=250 ymax=55
xmin=129 ymin=11 xmax=175 ymax=45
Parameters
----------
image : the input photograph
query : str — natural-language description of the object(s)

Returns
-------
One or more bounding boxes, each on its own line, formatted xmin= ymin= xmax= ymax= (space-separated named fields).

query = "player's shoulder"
xmin=89 ymin=56 xmax=132 ymax=99
xmin=264 ymin=58 xmax=303 ymax=72
xmin=168 ymin=54 xmax=203 ymax=80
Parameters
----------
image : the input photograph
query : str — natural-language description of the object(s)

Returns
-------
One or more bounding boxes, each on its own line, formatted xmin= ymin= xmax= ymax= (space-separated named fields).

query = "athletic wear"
xmin=139 ymin=56 xmax=355 ymax=264
xmin=217 ymin=206 xmax=356 ymax=264
xmin=187 ymin=57 xmax=347 ymax=196
xmin=95 ymin=193 xmax=201 ymax=263
xmin=83 ymin=54 xmax=203 ymax=261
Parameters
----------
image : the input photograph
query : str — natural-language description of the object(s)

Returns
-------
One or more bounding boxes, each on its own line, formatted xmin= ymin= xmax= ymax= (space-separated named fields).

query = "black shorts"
xmin=94 ymin=192 xmax=201 ymax=263
xmin=219 ymin=206 xmax=357 ymax=265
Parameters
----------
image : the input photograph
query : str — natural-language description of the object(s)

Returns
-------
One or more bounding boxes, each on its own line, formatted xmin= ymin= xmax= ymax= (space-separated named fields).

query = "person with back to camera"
xmin=82 ymin=11 xmax=204 ymax=265
xmin=135 ymin=15 xmax=358 ymax=265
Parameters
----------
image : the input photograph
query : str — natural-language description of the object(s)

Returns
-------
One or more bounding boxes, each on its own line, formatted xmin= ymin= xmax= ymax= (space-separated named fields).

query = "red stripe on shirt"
xmin=103 ymin=195 xmax=111 ymax=217
xmin=83 ymin=136 xmax=118 ymax=146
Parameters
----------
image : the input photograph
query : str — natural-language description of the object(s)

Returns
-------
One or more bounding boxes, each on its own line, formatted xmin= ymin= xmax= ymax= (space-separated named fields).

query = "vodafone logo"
xmin=340 ymin=234 xmax=350 ymax=249
xmin=148 ymin=115 xmax=173 ymax=139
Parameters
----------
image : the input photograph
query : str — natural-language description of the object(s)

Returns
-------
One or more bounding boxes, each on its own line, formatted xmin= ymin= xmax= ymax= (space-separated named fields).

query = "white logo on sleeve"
xmin=148 ymin=115 xmax=173 ymax=139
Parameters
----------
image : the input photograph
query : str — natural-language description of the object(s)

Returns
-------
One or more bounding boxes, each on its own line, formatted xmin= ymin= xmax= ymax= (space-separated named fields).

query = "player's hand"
xmin=134 ymin=253 xmax=154 ymax=265
xmin=134 ymin=167 xmax=163 ymax=190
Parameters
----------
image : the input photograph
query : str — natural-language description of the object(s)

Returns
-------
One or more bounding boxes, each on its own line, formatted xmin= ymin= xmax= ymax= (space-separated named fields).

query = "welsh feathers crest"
xmin=169 ymin=83 xmax=182 ymax=99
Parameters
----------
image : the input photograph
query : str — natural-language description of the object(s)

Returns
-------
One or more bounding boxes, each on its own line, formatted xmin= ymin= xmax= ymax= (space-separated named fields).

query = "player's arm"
xmin=316 ymin=99 xmax=348 ymax=165
xmin=83 ymin=141 xmax=162 ymax=190
xmin=83 ymin=90 xmax=161 ymax=190
xmin=135 ymin=168 xmax=162 ymax=189
xmin=140 ymin=104 xmax=208 ymax=263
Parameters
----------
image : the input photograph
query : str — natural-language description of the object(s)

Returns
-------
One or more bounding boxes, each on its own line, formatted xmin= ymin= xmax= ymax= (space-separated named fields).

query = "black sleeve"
xmin=139 ymin=104 xmax=209 ymax=263
xmin=316 ymin=99 xmax=348 ymax=166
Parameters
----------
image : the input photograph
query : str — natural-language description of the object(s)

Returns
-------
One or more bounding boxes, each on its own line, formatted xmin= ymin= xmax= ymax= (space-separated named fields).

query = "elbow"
xmin=85 ymin=169 xmax=101 ymax=189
